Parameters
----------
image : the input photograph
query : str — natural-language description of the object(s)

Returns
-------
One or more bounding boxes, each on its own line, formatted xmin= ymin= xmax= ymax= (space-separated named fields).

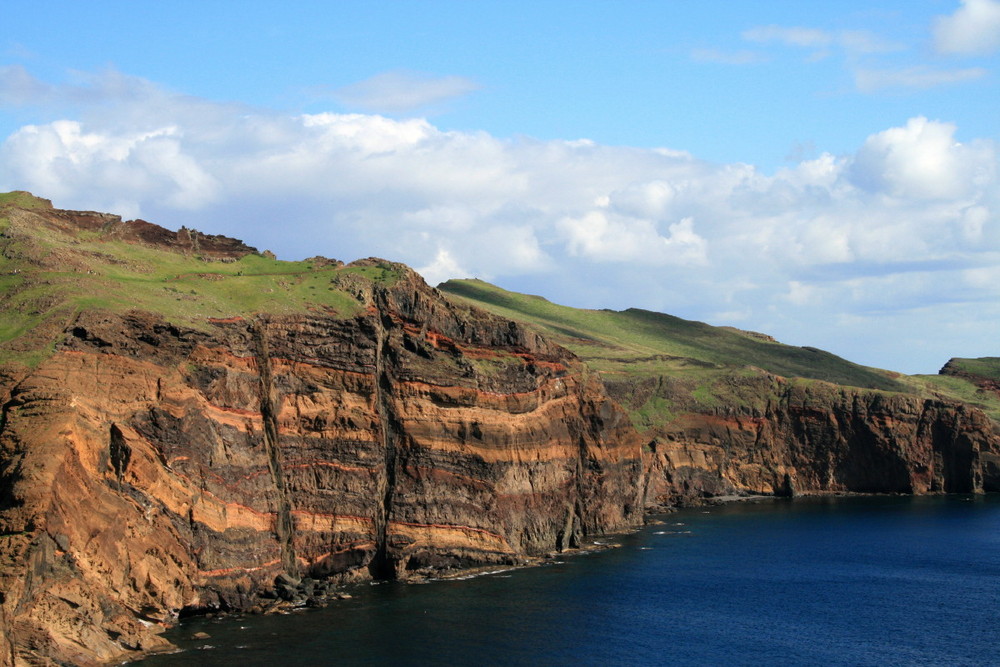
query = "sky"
xmin=1 ymin=1 xmax=999 ymax=375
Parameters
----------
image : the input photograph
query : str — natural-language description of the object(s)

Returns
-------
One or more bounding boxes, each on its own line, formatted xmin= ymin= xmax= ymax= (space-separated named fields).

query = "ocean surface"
xmin=137 ymin=495 xmax=1000 ymax=666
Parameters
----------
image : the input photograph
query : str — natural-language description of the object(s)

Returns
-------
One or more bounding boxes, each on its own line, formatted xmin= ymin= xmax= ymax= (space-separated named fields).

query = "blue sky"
xmin=2 ymin=0 xmax=999 ymax=373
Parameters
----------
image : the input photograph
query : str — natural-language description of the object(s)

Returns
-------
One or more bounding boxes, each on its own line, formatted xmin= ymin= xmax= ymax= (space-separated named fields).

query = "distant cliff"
xmin=625 ymin=374 xmax=1000 ymax=506
xmin=1 ymin=194 xmax=998 ymax=665
xmin=0 ymin=276 xmax=642 ymax=665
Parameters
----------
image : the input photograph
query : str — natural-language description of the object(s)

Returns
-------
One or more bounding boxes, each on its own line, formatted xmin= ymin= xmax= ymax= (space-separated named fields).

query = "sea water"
xmin=137 ymin=495 xmax=1000 ymax=666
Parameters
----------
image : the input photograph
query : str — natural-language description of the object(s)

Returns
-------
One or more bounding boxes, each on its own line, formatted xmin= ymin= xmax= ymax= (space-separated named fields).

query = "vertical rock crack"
xmin=252 ymin=318 xmax=297 ymax=576
xmin=370 ymin=289 xmax=401 ymax=579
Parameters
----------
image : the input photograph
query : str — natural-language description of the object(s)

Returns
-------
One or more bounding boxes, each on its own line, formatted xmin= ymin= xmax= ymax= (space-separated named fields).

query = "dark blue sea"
xmin=138 ymin=496 xmax=1000 ymax=666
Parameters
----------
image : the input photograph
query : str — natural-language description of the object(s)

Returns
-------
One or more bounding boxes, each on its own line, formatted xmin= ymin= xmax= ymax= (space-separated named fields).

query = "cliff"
xmin=0 ymin=195 xmax=641 ymax=664
xmin=940 ymin=357 xmax=1000 ymax=400
xmin=627 ymin=374 xmax=1000 ymax=505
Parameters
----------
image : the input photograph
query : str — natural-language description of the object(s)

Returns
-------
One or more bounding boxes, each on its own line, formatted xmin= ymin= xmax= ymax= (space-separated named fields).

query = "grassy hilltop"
xmin=438 ymin=278 xmax=1000 ymax=425
xmin=0 ymin=191 xmax=401 ymax=369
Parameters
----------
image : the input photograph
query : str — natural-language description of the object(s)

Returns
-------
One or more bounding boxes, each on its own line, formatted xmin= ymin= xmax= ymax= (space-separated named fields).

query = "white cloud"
xmin=1 ymin=69 xmax=999 ymax=373
xmin=0 ymin=64 xmax=52 ymax=106
xmin=934 ymin=0 xmax=1000 ymax=55
xmin=847 ymin=116 xmax=991 ymax=200
xmin=0 ymin=120 xmax=218 ymax=212
xmin=963 ymin=264 xmax=1000 ymax=290
xmin=557 ymin=212 xmax=708 ymax=266
xmin=331 ymin=70 xmax=481 ymax=113
xmin=836 ymin=30 xmax=904 ymax=55
xmin=855 ymin=65 xmax=987 ymax=92
xmin=302 ymin=112 xmax=434 ymax=153
xmin=738 ymin=21 xmax=984 ymax=94
xmin=959 ymin=205 xmax=991 ymax=241
xmin=785 ymin=280 xmax=818 ymax=306
xmin=417 ymin=248 xmax=471 ymax=286
xmin=741 ymin=26 xmax=900 ymax=56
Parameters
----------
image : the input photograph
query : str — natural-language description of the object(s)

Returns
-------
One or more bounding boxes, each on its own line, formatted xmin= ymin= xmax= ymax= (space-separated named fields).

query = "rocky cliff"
xmin=620 ymin=373 xmax=1000 ymax=506
xmin=0 ymin=196 xmax=642 ymax=665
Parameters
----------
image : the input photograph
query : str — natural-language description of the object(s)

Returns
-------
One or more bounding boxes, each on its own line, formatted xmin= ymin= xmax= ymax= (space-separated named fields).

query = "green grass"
xmin=902 ymin=372 xmax=1000 ymax=421
xmin=0 ymin=193 xmax=407 ymax=368
xmin=438 ymin=278 xmax=1000 ymax=431
xmin=0 ymin=191 xmax=51 ymax=211
xmin=339 ymin=263 xmax=401 ymax=284
xmin=439 ymin=279 xmax=904 ymax=392
xmin=944 ymin=357 xmax=1000 ymax=382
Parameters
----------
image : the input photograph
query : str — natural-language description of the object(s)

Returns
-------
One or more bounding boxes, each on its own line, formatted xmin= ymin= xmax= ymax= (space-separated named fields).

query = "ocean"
xmin=137 ymin=495 xmax=1000 ymax=666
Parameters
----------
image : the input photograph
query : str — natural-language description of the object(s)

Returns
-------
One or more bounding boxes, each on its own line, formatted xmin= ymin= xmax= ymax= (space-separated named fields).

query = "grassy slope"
xmin=943 ymin=357 xmax=1000 ymax=380
xmin=906 ymin=357 xmax=1000 ymax=420
xmin=440 ymin=279 xmax=902 ymax=388
xmin=0 ymin=192 xmax=52 ymax=211
xmin=0 ymin=193 xmax=400 ymax=369
xmin=439 ymin=279 xmax=1000 ymax=423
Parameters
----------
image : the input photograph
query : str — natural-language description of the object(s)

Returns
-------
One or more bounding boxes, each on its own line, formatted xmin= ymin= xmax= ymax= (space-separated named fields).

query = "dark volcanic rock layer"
xmin=0 ymin=268 xmax=642 ymax=665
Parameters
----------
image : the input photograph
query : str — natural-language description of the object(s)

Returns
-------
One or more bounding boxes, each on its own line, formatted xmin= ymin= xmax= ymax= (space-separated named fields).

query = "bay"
xmin=138 ymin=495 xmax=1000 ymax=666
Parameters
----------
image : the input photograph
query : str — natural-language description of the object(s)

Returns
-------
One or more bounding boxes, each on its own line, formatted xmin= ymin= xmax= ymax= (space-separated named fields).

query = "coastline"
xmin=131 ymin=492 xmax=1000 ymax=666
xmin=125 ymin=488 xmax=994 ymax=664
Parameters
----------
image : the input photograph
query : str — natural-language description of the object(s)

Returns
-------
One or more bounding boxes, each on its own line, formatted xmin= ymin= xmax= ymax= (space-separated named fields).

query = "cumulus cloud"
xmin=417 ymin=248 xmax=471 ymax=287
xmin=1 ymin=69 xmax=998 ymax=373
xmin=848 ymin=116 xmax=993 ymax=200
xmin=1 ymin=120 xmax=218 ymax=213
xmin=557 ymin=212 xmax=708 ymax=265
xmin=934 ymin=0 xmax=1000 ymax=55
xmin=331 ymin=70 xmax=481 ymax=113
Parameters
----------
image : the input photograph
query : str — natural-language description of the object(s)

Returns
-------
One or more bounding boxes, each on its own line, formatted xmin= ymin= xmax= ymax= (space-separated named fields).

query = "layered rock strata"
xmin=619 ymin=374 xmax=1000 ymax=506
xmin=0 ymin=267 xmax=643 ymax=665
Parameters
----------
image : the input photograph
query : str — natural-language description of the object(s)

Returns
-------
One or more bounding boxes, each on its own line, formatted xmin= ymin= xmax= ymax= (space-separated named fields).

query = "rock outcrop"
xmin=0 ymin=259 xmax=641 ymax=664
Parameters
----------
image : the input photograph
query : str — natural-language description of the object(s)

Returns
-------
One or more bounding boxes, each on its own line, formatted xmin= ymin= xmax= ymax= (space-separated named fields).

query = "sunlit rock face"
xmin=0 ymin=259 xmax=643 ymax=666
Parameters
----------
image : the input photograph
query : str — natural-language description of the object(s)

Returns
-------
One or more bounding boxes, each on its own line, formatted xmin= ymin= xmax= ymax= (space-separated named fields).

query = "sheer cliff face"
xmin=636 ymin=376 xmax=1000 ymax=506
xmin=0 ymin=270 xmax=643 ymax=665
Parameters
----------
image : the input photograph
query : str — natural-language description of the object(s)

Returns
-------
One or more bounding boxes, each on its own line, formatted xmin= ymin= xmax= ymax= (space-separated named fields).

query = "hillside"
xmin=0 ymin=191 xmax=398 ymax=372
xmin=438 ymin=278 xmax=1000 ymax=423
